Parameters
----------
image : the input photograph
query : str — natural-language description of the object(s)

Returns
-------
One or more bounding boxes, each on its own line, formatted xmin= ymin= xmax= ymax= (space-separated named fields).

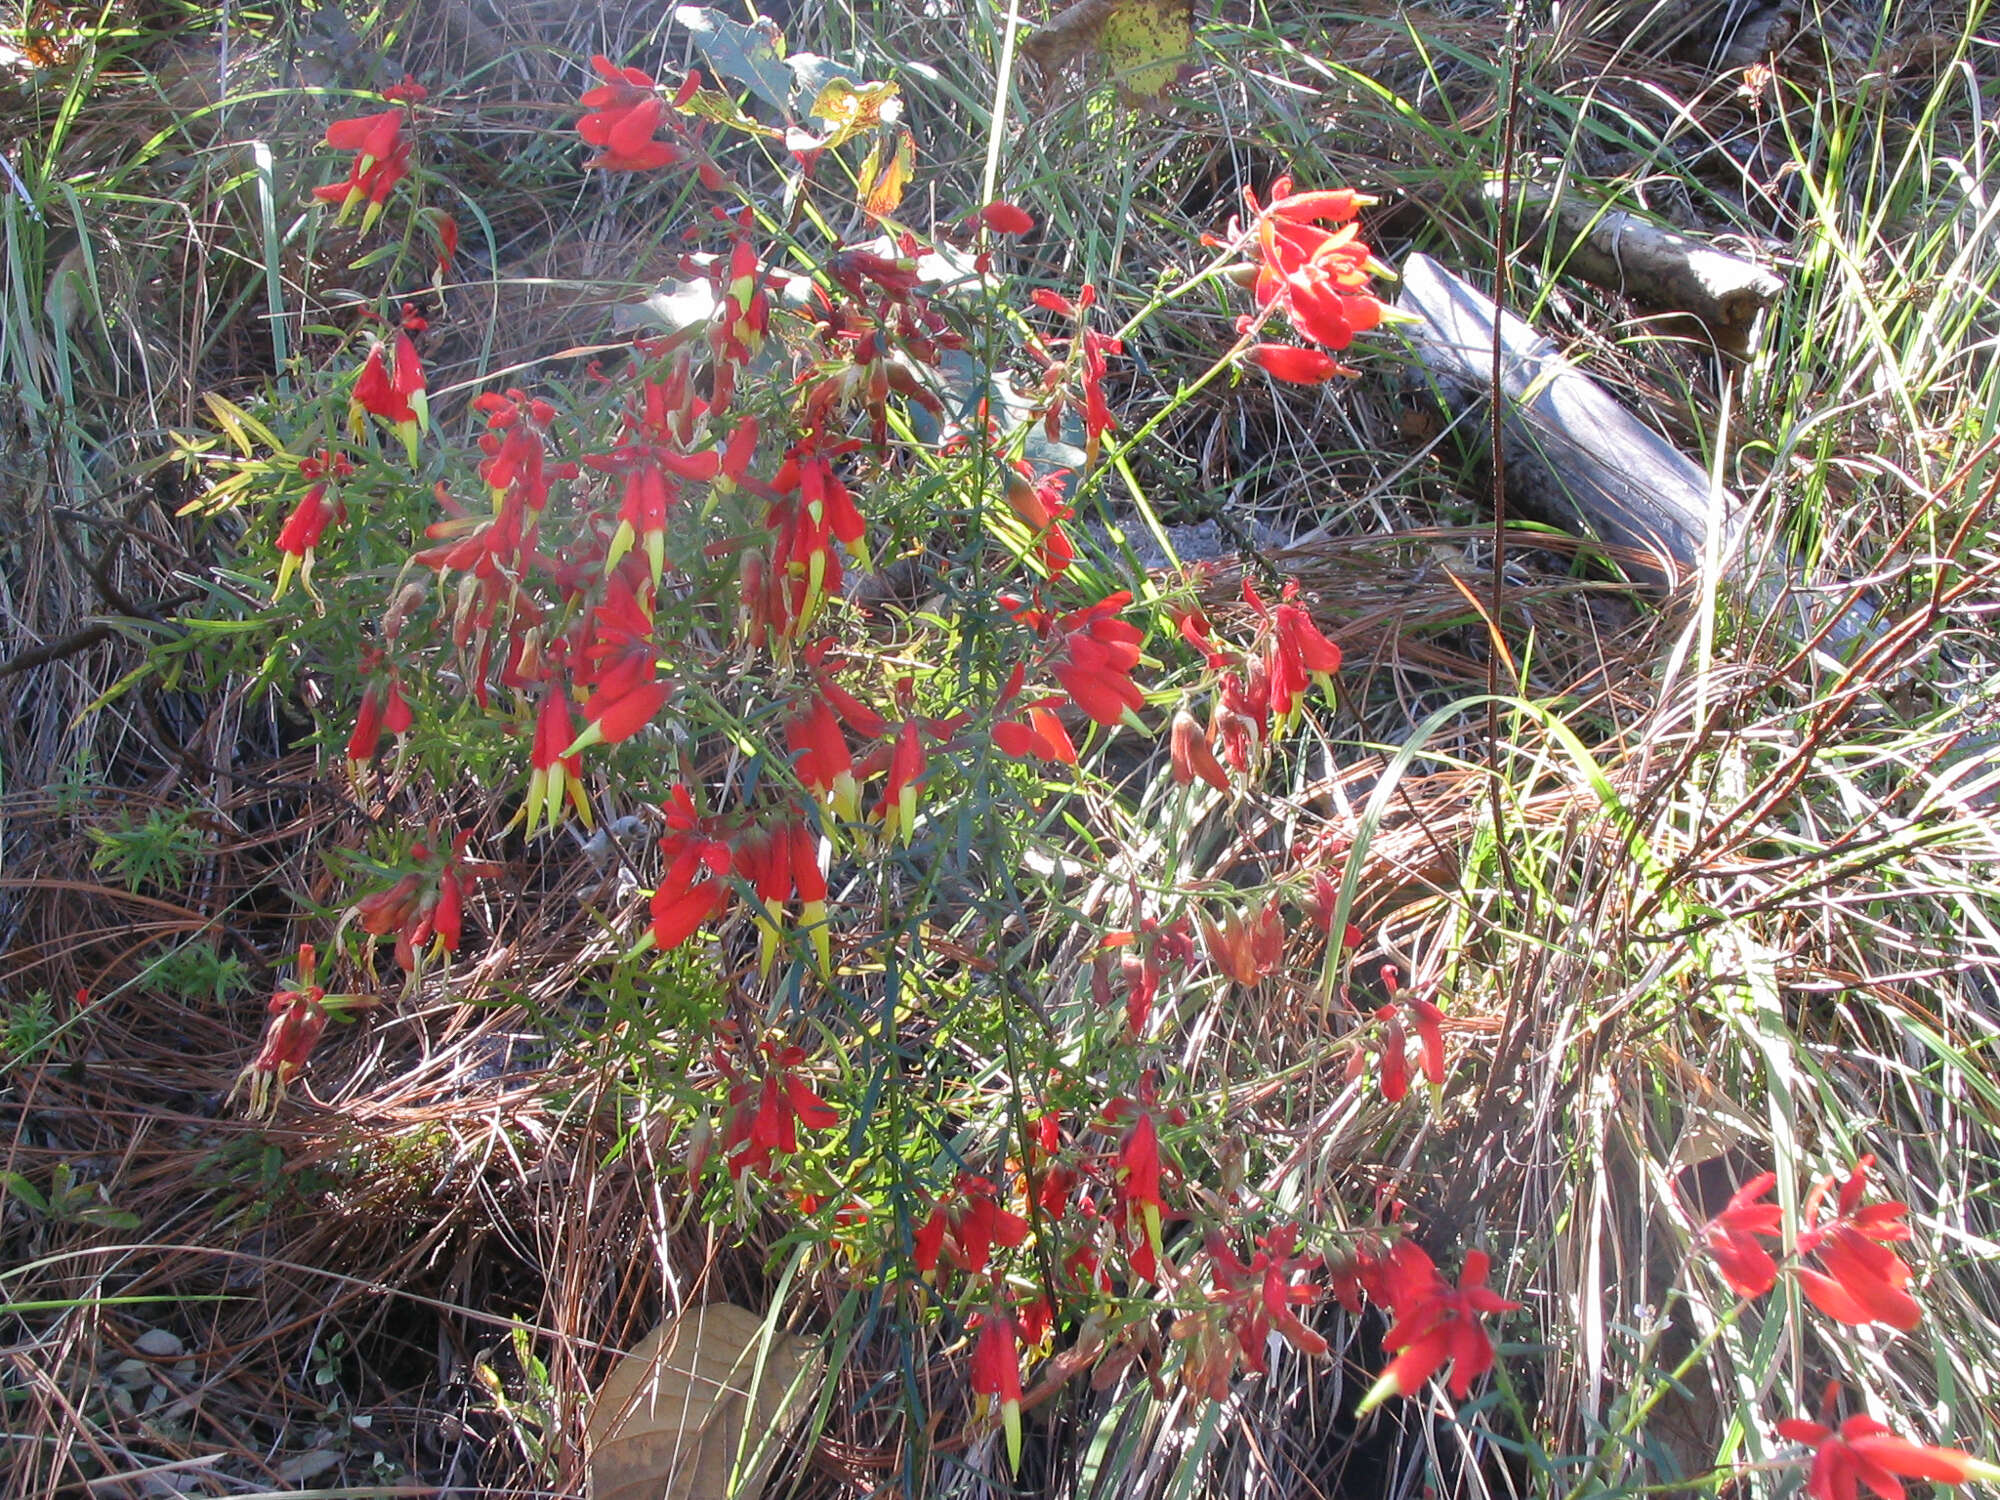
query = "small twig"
xmin=0 ymin=623 xmax=117 ymax=680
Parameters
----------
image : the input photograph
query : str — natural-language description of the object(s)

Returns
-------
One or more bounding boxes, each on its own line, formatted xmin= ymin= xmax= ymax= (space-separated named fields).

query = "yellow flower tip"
xmin=542 ymin=760 xmax=572 ymax=836
xmin=802 ymin=899 xmax=830 ymax=974
xmin=562 ymin=722 xmax=606 ymax=759
xmin=273 ymin=553 xmax=300 ymax=602
xmin=520 ymin=769 xmax=548 ymax=838
xmin=606 ymin=522 xmax=634 ymax=573
xmin=359 ymin=198 xmax=385 ymax=236
xmin=645 ymin=531 xmax=665 ymax=587
xmin=408 ymin=388 xmax=430 ymax=433
xmin=832 ymin=776 xmax=860 ymax=825
xmin=396 ymin=419 xmax=421 ymax=466
xmin=1355 ymin=1369 xmax=1403 ymax=1416
xmin=1001 ymin=1399 xmax=1022 ymax=1473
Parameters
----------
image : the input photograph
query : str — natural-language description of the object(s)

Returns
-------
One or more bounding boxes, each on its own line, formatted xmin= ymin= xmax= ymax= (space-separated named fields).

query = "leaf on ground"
xmin=1022 ymin=0 xmax=1194 ymax=100
xmin=586 ymin=1302 xmax=822 ymax=1500
xmin=673 ymin=7 xmax=793 ymax=115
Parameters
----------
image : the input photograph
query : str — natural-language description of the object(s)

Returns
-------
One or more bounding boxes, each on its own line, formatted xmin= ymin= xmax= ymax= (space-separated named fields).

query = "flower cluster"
xmin=1225 ymin=177 xmax=1388 ymax=385
xmin=1701 ymin=1157 xmax=1919 ymax=1328
xmin=1175 ymin=577 xmax=1344 ymax=783
xmin=347 ymin=834 xmax=499 ymax=973
xmin=1699 ymin=1161 xmax=1995 ymax=1494
xmin=1352 ymin=1239 xmax=1521 ymax=1412
xmin=230 ymin=945 xmax=378 ymax=1119
xmin=313 ymin=75 xmax=429 ymax=233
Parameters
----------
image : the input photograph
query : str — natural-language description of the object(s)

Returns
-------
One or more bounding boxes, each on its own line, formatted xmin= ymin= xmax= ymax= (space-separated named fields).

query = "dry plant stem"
xmin=1473 ymin=0 xmax=1529 ymax=1143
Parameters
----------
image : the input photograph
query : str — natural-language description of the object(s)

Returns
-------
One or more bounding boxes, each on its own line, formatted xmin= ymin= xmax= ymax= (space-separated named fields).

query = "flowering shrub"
xmin=204 ymin=27 xmax=1996 ymax=1488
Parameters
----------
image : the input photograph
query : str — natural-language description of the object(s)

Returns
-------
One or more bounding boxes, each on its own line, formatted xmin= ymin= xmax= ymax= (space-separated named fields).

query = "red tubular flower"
xmin=1374 ymin=1004 xmax=1410 ymax=1102
xmin=1170 ymin=709 xmax=1230 ymax=793
xmin=346 ymin=663 xmax=411 ymax=771
xmin=1244 ymin=342 xmax=1354 ymax=384
xmin=912 ymin=1174 xmax=1030 ymax=1276
xmin=1701 ymin=1171 xmax=1782 ymax=1298
xmin=234 ymin=944 xmax=329 ymax=1118
xmin=722 ymin=1041 xmax=839 ymax=1180
xmin=650 ymin=868 xmax=725 ymax=951
xmin=273 ymin=481 xmax=337 ymax=601
xmin=1358 ymin=1241 xmax=1520 ymax=1411
xmin=1049 ymin=592 xmax=1146 ymax=728
xmin=970 ymin=1306 xmax=1025 ymax=1471
xmin=430 ymin=834 xmax=498 ymax=956
xmin=1079 ymin=327 xmax=1119 ymax=466
xmin=349 ymin=330 xmax=429 ymax=464
xmin=1779 ymin=1413 xmax=2000 ymax=1500
xmin=1794 ymin=1157 xmax=1921 ymax=1330
xmin=1001 ymin=464 xmax=1078 ymax=577
xmin=650 ymin=784 xmax=732 ymax=950
xmin=1410 ymin=997 xmax=1445 ymax=1088
xmin=879 ymin=719 xmax=926 ymax=845
xmin=522 ymin=686 xmax=593 ymax=838
xmin=577 ymin=55 xmax=681 ymax=171
xmin=788 ymin=695 xmax=861 ymax=822
xmin=1197 ymin=897 xmax=1284 ymax=987
xmin=993 ymin=704 xmax=1078 ymax=765
xmin=567 ymin=578 xmax=670 ymax=754
xmin=312 ymin=87 xmax=423 ymax=232
xmin=606 ymin=459 xmax=676 ymax=586
xmin=1108 ymin=1101 xmax=1168 ymax=1281
xmin=709 ymin=216 xmax=771 ymax=404
xmin=1369 ymin=967 xmax=1445 ymax=1102
xmin=732 ymin=819 xmax=831 ymax=974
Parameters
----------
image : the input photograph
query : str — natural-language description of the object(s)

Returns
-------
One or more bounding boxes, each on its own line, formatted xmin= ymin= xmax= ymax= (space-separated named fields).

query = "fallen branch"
xmin=1392 ymin=251 xmax=1877 ymax=661
xmin=1485 ymin=181 xmax=1783 ymax=345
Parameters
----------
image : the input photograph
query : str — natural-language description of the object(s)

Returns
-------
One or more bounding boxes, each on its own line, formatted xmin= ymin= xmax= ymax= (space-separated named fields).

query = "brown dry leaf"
xmin=1022 ymin=0 xmax=1193 ymax=100
xmin=586 ymin=1303 xmax=823 ymax=1500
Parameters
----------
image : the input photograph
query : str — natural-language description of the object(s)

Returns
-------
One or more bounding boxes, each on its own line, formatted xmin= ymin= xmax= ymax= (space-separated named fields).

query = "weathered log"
xmin=1483 ymin=181 xmax=1784 ymax=343
xmin=1392 ymin=252 xmax=1877 ymax=657
xmin=1395 ymin=251 xmax=1734 ymax=584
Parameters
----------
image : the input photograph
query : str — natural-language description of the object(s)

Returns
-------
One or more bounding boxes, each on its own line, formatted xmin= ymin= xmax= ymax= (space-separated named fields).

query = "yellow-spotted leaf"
xmin=1023 ymin=0 xmax=1194 ymax=101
